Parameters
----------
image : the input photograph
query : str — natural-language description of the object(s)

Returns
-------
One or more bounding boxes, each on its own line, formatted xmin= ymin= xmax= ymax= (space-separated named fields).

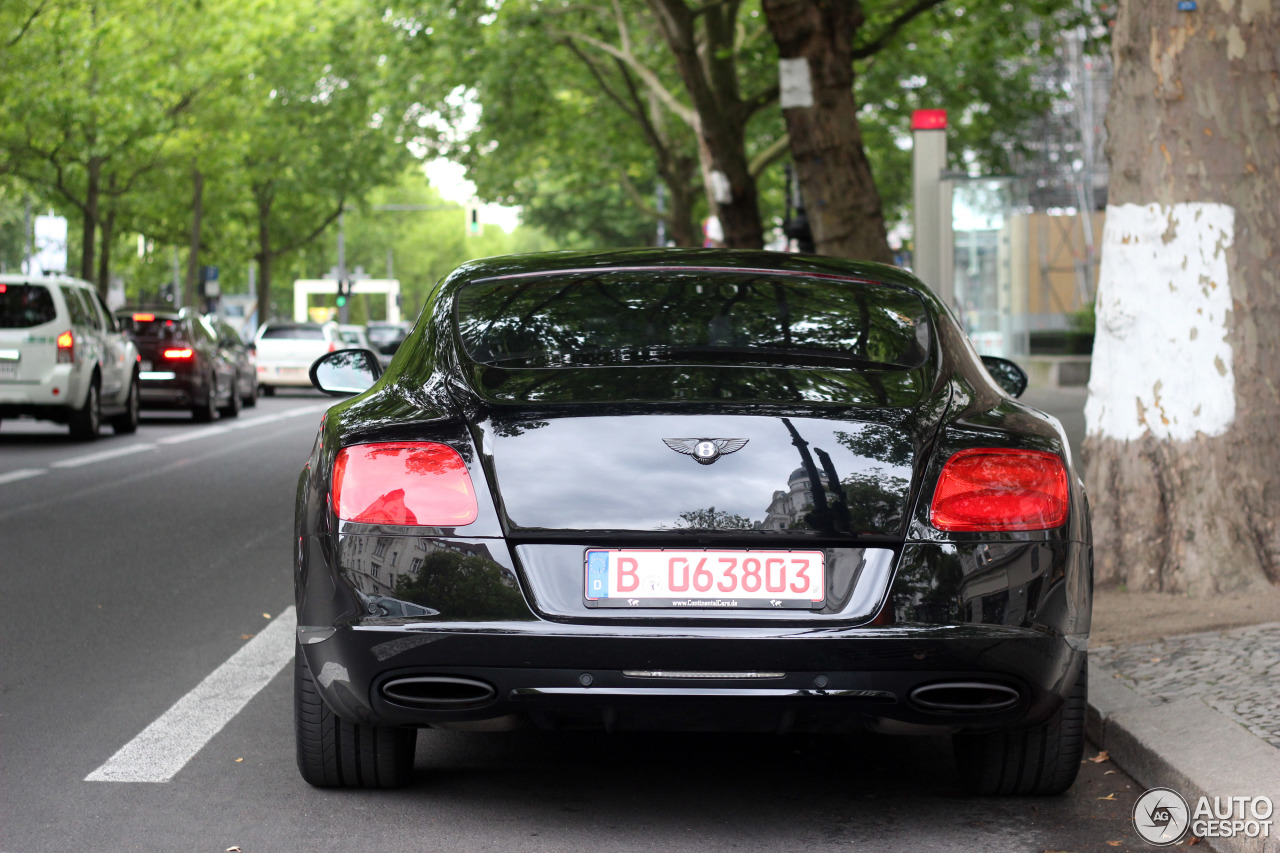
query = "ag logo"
xmin=1133 ymin=787 xmax=1190 ymax=846
xmin=662 ymin=438 xmax=748 ymax=465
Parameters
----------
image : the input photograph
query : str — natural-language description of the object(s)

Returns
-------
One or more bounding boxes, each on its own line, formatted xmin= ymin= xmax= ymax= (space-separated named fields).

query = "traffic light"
xmin=336 ymin=279 xmax=348 ymax=308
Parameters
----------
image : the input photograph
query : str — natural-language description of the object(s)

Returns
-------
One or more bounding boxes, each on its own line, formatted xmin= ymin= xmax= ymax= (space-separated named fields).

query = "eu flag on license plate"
xmin=587 ymin=551 xmax=609 ymax=598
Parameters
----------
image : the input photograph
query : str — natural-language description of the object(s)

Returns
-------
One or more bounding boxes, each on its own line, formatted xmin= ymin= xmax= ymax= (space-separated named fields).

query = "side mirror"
xmin=981 ymin=355 xmax=1029 ymax=398
xmin=310 ymin=348 xmax=383 ymax=397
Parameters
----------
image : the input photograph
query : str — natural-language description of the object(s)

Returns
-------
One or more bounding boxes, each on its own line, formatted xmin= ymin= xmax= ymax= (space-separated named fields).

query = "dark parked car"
xmin=296 ymin=250 xmax=1092 ymax=794
xmin=116 ymin=309 xmax=240 ymax=420
xmin=206 ymin=315 xmax=258 ymax=407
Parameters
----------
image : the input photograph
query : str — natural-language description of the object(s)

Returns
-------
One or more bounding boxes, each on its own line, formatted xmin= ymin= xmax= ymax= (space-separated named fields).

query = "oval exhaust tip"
xmin=382 ymin=676 xmax=497 ymax=709
xmin=909 ymin=682 xmax=1020 ymax=713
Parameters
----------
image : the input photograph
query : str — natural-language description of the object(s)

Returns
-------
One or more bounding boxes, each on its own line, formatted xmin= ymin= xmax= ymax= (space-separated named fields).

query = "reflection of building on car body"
xmin=0 ymin=274 xmax=139 ymax=439
xmin=253 ymin=321 xmax=342 ymax=395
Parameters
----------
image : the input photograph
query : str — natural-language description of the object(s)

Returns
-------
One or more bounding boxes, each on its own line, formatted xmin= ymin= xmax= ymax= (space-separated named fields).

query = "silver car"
xmin=0 ymin=274 xmax=140 ymax=439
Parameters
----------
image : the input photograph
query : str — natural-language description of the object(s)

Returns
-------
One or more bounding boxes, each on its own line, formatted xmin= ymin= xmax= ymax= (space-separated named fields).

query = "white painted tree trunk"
xmin=1084 ymin=0 xmax=1280 ymax=594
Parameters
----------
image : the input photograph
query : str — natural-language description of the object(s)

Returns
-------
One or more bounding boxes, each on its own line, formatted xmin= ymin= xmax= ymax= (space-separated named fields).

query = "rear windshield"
xmin=261 ymin=325 xmax=325 ymax=340
xmin=119 ymin=315 xmax=185 ymax=341
xmin=455 ymin=271 xmax=930 ymax=370
xmin=0 ymin=283 xmax=57 ymax=328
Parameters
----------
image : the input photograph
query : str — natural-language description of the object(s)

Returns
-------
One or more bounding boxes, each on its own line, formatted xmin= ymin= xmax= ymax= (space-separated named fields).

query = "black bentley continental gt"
xmin=296 ymin=249 xmax=1092 ymax=794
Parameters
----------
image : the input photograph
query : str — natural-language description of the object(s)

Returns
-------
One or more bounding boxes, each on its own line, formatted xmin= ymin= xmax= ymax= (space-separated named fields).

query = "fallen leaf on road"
xmin=235 ymin=758 xmax=244 ymax=763
xmin=1089 ymin=751 xmax=1110 ymax=763
xmin=1187 ymin=837 xmax=1201 ymax=846
xmin=262 ymin=612 xmax=271 ymax=619
xmin=240 ymin=634 xmax=254 ymax=640
xmin=227 ymin=847 xmax=241 ymax=852
xmin=1098 ymin=794 xmax=1117 ymax=801
xmin=1108 ymin=842 xmax=1122 ymax=847
xmin=1150 ymin=657 xmax=1162 ymax=663
xmin=1105 ymin=770 xmax=1117 ymax=775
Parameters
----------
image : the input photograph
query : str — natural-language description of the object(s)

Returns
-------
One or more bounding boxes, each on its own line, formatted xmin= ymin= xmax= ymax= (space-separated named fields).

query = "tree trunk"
xmin=185 ymin=168 xmax=203 ymax=309
xmin=79 ymin=156 xmax=101 ymax=281
xmin=1083 ymin=0 xmax=1280 ymax=594
xmin=666 ymin=175 xmax=699 ymax=248
xmin=762 ymin=0 xmax=892 ymax=263
xmin=255 ymin=189 xmax=273 ymax=323
xmin=648 ymin=0 xmax=764 ymax=249
xmin=96 ymin=207 xmax=114 ymax=297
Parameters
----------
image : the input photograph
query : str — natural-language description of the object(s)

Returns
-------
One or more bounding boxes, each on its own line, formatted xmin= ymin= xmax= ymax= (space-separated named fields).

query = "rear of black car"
xmin=294 ymin=252 xmax=1091 ymax=793
xmin=119 ymin=311 xmax=211 ymax=415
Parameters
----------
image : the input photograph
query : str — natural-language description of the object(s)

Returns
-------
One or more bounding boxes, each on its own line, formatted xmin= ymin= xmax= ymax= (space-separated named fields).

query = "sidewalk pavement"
xmin=1025 ymin=382 xmax=1280 ymax=852
xmin=1088 ymin=625 xmax=1280 ymax=853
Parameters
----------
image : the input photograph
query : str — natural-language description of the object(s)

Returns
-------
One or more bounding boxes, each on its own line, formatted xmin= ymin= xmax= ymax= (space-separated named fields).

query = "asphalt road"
xmin=1 ymin=390 xmax=1152 ymax=853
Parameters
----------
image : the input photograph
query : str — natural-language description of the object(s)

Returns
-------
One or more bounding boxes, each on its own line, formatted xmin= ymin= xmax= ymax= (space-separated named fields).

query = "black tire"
xmin=952 ymin=660 xmax=1087 ymax=796
xmin=69 ymin=377 xmax=101 ymax=441
xmin=111 ymin=372 xmax=140 ymax=434
xmin=261 ymin=383 xmax=275 ymax=397
xmin=243 ymin=377 xmax=258 ymax=408
xmin=294 ymin=645 xmax=416 ymax=789
xmin=192 ymin=375 xmax=217 ymax=422
xmin=219 ymin=373 xmax=242 ymax=418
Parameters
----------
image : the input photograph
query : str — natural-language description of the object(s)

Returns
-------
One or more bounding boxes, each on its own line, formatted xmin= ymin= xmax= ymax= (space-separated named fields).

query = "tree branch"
xmin=4 ymin=0 xmax=51 ymax=48
xmin=554 ymin=27 xmax=698 ymax=127
xmin=749 ymin=133 xmax=789 ymax=178
xmin=851 ymin=0 xmax=948 ymax=61
xmin=271 ymin=201 xmax=346 ymax=258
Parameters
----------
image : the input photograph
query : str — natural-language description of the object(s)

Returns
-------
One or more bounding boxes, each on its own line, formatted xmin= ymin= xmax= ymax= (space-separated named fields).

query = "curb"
xmin=1088 ymin=659 xmax=1280 ymax=853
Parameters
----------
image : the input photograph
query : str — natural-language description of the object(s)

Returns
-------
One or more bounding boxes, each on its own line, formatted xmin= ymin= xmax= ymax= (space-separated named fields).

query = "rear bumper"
xmin=299 ymin=623 xmax=1085 ymax=734
xmin=137 ymin=374 xmax=202 ymax=408
xmin=257 ymin=364 xmax=314 ymax=387
xmin=0 ymin=364 xmax=86 ymax=415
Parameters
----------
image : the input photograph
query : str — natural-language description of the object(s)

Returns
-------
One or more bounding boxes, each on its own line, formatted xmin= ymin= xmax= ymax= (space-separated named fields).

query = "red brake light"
xmin=929 ymin=448 xmax=1068 ymax=532
xmin=328 ymin=341 xmax=337 ymax=352
xmin=133 ymin=312 xmax=155 ymax=322
xmin=56 ymin=330 xmax=74 ymax=363
xmin=163 ymin=348 xmax=194 ymax=359
xmin=332 ymin=442 xmax=478 ymax=526
xmin=0 ymin=284 xmax=7 ymax=293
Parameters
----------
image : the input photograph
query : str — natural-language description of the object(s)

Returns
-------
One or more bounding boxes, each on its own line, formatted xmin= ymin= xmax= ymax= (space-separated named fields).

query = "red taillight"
xmin=929 ymin=448 xmax=1068 ymax=532
xmin=56 ymin=329 xmax=74 ymax=363
xmin=328 ymin=341 xmax=337 ymax=352
xmin=332 ymin=442 xmax=478 ymax=526
xmin=0 ymin=284 xmax=7 ymax=293
xmin=133 ymin=312 xmax=155 ymax=322
xmin=163 ymin=348 xmax=194 ymax=359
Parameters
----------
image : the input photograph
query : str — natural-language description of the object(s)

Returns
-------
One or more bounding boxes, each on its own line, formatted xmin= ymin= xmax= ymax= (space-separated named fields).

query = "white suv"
xmin=253 ymin=321 xmax=341 ymax=395
xmin=0 ymin=274 xmax=140 ymax=440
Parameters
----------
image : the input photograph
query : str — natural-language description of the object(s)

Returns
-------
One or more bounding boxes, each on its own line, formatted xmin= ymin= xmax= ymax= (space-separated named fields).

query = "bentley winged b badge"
xmin=663 ymin=437 xmax=749 ymax=465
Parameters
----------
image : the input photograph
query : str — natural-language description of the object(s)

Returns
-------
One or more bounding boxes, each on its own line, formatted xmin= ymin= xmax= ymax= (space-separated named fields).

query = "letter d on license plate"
xmin=583 ymin=548 xmax=825 ymax=610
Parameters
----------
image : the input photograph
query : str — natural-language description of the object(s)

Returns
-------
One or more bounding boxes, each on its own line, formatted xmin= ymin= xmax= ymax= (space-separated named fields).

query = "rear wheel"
xmin=243 ymin=376 xmax=258 ymax=408
xmin=192 ymin=376 xmax=217 ymax=422
xmin=219 ymin=373 xmax=242 ymax=418
xmin=69 ymin=378 xmax=101 ymax=441
xmin=952 ymin=661 xmax=1087 ymax=795
xmin=111 ymin=373 xmax=140 ymax=434
xmin=294 ymin=646 xmax=416 ymax=789
xmin=261 ymin=383 xmax=275 ymax=397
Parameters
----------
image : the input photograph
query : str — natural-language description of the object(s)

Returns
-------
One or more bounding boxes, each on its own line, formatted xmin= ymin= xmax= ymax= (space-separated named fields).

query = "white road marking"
xmin=85 ymin=607 xmax=297 ymax=784
xmin=157 ymin=425 xmax=231 ymax=445
xmin=0 ymin=468 xmax=46 ymax=485
xmin=51 ymin=443 xmax=156 ymax=468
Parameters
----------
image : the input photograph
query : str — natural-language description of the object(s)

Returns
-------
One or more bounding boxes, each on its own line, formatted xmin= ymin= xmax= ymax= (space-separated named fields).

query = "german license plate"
xmin=584 ymin=549 xmax=825 ymax=609
xmin=0 ymin=363 xmax=16 ymax=379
